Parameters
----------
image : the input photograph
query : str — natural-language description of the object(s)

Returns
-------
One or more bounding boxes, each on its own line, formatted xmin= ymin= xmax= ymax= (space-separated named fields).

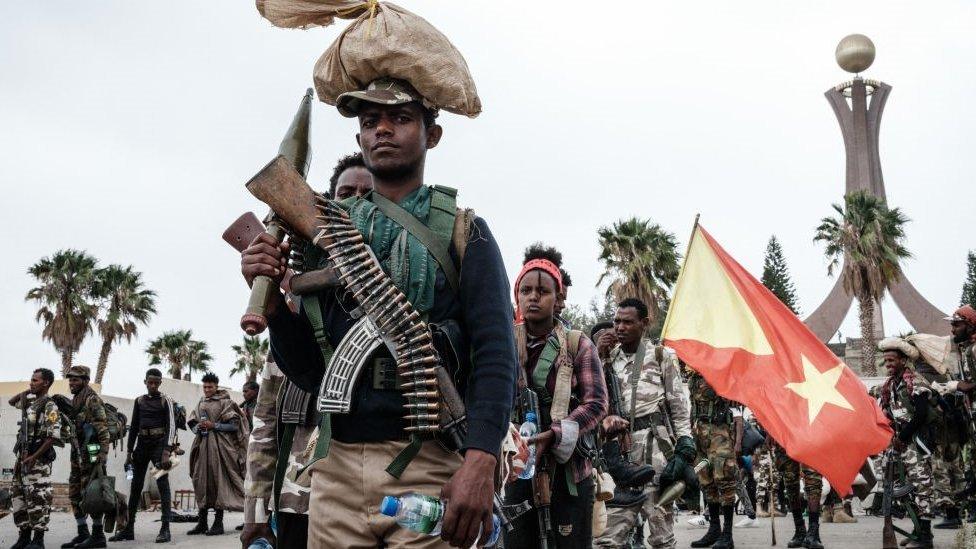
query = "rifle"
xmin=516 ymin=374 xmax=551 ymax=549
xmin=16 ymin=392 xmax=36 ymax=488
xmin=881 ymin=449 xmax=898 ymax=549
xmin=239 ymin=88 xmax=313 ymax=335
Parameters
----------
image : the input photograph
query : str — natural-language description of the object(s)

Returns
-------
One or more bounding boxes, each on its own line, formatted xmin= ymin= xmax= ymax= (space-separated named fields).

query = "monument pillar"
xmin=804 ymin=34 xmax=948 ymax=341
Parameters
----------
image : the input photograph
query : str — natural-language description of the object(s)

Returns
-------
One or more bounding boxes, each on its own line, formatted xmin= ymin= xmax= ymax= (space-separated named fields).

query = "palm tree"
xmin=230 ymin=335 xmax=269 ymax=382
xmin=597 ymin=217 xmax=681 ymax=323
xmin=92 ymin=265 xmax=157 ymax=384
xmin=814 ymin=191 xmax=911 ymax=375
xmin=146 ymin=330 xmax=213 ymax=381
xmin=26 ymin=250 xmax=100 ymax=375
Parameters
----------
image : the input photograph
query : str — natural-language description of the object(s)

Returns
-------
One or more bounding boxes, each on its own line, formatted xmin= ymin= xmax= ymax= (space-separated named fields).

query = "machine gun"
xmin=881 ymin=449 xmax=898 ymax=549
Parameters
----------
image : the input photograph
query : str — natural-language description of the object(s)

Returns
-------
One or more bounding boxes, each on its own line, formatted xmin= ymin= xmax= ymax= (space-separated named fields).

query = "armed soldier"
xmin=879 ymin=338 xmax=939 ymax=548
xmin=241 ymin=77 xmax=517 ymax=548
xmin=686 ymin=368 xmax=743 ymax=549
xmin=594 ymin=298 xmax=694 ymax=549
xmin=110 ymin=369 xmax=179 ymax=543
xmin=241 ymin=152 xmax=374 ymax=549
xmin=61 ymin=366 xmax=111 ymax=549
xmin=9 ymin=368 xmax=63 ymax=549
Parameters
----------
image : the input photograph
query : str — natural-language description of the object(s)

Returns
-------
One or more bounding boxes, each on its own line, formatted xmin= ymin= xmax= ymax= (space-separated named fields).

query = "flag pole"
xmin=660 ymin=214 xmax=701 ymax=340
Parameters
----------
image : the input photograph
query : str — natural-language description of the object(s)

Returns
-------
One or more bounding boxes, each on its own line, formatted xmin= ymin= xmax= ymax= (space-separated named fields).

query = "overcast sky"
xmin=2 ymin=1 xmax=973 ymax=397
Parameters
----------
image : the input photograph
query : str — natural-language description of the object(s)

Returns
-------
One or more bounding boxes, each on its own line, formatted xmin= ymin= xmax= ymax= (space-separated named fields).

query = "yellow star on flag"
xmin=784 ymin=355 xmax=854 ymax=425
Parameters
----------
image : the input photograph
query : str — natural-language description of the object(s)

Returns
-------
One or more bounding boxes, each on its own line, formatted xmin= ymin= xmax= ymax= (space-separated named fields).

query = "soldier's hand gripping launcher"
xmin=245 ymin=155 xmax=467 ymax=447
xmin=240 ymin=88 xmax=313 ymax=336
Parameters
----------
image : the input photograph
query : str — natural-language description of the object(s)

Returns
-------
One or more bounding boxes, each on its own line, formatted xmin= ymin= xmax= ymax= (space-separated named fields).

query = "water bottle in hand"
xmin=517 ymin=412 xmax=539 ymax=480
xmin=247 ymin=538 xmax=273 ymax=549
xmin=379 ymin=493 xmax=500 ymax=546
xmin=125 ymin=463 xmax=134 ymax=481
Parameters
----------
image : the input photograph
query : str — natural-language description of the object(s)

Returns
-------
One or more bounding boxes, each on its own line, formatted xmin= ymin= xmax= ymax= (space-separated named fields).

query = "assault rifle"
xmin=16 ymin=392 xmax=35 ymax=488
xmin=881 ymin=449 xmax=897 ymax=549
xmin=516 ymin=377 xmax=551 ymax=549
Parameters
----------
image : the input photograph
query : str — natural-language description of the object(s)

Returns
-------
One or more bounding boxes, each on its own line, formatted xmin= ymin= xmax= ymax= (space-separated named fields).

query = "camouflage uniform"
xmin=771 ymin=443 xmax=822 ymax=509
xmin=687 ymin=370 xmax=738 ymax=506
xmin=12 ymin=395 xmax=63 ymax=533
xmin=917 ymin=364 xmax=967 ymax=513
xmin=68 ymin=384 xmax=111 ymax=518
xmin=881 ymin=370 xmax=936 ymax=519
xmin=595 ymin=341 xmax=692 ymax=549
xmin=244 ymin=358 xmax=315 ymax=526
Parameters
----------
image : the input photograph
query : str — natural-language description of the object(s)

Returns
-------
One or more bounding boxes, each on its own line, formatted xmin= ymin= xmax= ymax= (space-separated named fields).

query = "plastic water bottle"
xmin=247 ymin=538 xmax=273 ymax=549
xmin=379 ymin=493 xmax=500 ymax=546
xmin=125 ymin=464 xmax=134 ymax=481
xmin=517 ymin=412 xmax=539 ymax=480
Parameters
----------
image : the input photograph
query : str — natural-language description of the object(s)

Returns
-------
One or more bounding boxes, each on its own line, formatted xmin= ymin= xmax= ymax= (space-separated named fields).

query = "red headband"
xmin=514 ymin=259 xmax=564 ymax=323
xmin=955 ymin=305 xmax=976 ymax=326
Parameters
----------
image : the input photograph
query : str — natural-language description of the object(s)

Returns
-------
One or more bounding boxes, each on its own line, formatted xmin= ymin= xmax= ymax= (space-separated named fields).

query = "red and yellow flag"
xmin=661 ymin=224 xmax=892 ymax=495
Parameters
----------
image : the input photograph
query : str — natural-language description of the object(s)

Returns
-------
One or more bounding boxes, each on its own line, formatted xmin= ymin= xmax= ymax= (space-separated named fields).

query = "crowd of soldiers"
xmin=9 ymin=73 xmax=976 ymax=549
xmin=8 ymin=366 xmax=258 ymax=548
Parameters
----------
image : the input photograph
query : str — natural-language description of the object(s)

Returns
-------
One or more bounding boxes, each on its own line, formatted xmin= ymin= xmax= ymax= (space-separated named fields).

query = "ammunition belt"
xmin=139 ymin=427 xmax=167 ymax=437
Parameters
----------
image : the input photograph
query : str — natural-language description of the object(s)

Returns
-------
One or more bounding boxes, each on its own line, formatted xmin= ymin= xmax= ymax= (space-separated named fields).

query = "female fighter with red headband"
xmin=503 ymin=249 xmax=608 ymax=548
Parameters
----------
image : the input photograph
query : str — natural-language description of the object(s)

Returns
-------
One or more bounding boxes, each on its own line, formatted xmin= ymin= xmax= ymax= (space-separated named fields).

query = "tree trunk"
xmin=857 ymin=295 xmax=877 ymax=376
xmin=247 ymin=370 xmax=257 ymax=383
xmin=95 ymin=337 xmax=113 ymax=384
xmin=61 ymin=349 xmax=73 ymax=377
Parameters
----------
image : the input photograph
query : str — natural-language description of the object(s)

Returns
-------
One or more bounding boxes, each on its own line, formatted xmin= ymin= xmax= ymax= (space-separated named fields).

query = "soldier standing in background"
xmin=110 ymin=368 xmax=178 ymax=543
xmin=594 ymin=298 xmax=694 ymax=549
xmin=240 ymin=381 xmax=259 ymax=431
xmin=9 ymin=368 xmax=62 ymax=549
xmin=879 ymin=338 xmax=938 ymax=549
xmin=62 ymin=366 xmax=111 ymax=549
xmin=768 ymin=437 xmax=825 ymax=548
xmin=240 ymin=357 xmax=317 ymax=549
xmin=687 ymin=369 xmax=743 ymax=549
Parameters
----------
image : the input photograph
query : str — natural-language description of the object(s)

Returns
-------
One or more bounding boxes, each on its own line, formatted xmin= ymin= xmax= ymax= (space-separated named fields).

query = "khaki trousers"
xmin=309 ymin=439 xmax=462 ymax=548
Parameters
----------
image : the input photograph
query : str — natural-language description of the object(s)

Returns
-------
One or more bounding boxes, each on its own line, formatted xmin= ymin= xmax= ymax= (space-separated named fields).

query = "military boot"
xmin=904 ymin=520 xmax=933 ymax=549
xmin=691 ymin=504 xmax=723 ymax=548
xmin=205 ymin=510 xmax=224 ymax=536
xmin=607 ymin=487 xmax=649 ymax=508
xmin=75 ymin=524 xmax=106 ymax=549
xmin=107 ymin=520 xmax=134 ymax=543
xmin=61 ymin=524 xmax=89 ymax=549
xmin=802 ymin=512 xmax=823 ymax=549
xmin=711 ymin=505 xmax=735 ymax=549
xmin=786 ymin=509 xmax=806 ymax=548
xmin=603 ymin=440 xmax=656 ymax=488
xmin=12 ymin=529 xmax=32 ymax=549
xmin=24 ymin=531 xmax=44 ymax=549
xmin=186 ymin=509 xmax=209 ymax=535
xmin=821 ymin=504 xmax=834 ymax=523
xmin=934 ymin=506 xmax=961 ymax=529
xmin=155 ymin=522 xmax=170 ymax=544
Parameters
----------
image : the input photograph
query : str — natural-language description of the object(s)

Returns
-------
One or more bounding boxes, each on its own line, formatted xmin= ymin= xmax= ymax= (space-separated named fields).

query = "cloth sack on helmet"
xmin=257 ymin=0 xmax=481 ymax=117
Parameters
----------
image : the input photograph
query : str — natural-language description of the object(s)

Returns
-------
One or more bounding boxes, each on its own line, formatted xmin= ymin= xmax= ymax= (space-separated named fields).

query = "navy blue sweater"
xmin=268 ymin=216 xmax=517 ymax=456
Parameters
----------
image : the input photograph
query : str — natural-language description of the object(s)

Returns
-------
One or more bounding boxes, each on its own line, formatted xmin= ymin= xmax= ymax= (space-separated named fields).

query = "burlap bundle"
xmin=256 ymin=0 xmax=481 ymax=117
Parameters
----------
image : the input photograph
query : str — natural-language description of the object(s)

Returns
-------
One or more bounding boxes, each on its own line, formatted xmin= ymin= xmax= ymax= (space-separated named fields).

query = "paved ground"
xmin=0 ymin=511 xmax=969 ymax=548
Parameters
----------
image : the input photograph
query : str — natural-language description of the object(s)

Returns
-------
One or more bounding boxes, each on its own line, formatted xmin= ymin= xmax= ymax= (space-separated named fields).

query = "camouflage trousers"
xmin=693 ymin=422 xmax=737 ymax=506
xmin=932 ymin=444 xmax=966 ymax=511
xmin=12 ymin=462 xmax=53 ymax=532
xmin=900 ymin=445 xmax=934 ymax=519
xmin=755 ymin=449 xmax=821 ymax=508
xmin=596 ymin=428 xmax=675 ymax=549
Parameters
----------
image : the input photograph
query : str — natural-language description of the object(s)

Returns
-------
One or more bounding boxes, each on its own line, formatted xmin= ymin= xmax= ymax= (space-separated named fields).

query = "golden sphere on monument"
xmin=835 ymin=34 xmax=876 ymax=73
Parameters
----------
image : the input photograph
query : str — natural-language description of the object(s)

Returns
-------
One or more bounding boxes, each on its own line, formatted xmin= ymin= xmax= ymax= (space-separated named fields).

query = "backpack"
xmin=102 ymin=402 xmax=128 ymax=448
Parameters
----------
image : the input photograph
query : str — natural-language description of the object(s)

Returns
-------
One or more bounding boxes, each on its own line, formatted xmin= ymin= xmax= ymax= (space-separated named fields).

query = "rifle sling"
xmin=628 ymin=342 xmax=647 ymax=426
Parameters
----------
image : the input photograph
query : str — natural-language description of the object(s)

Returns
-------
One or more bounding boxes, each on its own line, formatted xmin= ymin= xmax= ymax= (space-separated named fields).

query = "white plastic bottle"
xmin=379 ymin=493 xmax=500 ymax=546
xmin=517 ymin=411 xmax=539 ymax=480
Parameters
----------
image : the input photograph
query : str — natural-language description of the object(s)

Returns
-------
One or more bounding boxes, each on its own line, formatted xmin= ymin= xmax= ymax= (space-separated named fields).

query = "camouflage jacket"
xmin=959 ymin=342 xmax=976 ymax=382
xmin=13 ymin=394 xmax=63 ymax=458
xmin=244 ymin=358 xmax=314 ymax=523
xmin=71 ymin=386 xmax=110 ymax=460
xmin=606 ymin=340 xmax=691 ymax=441
xmin=881 ymin=370 xmax=936 ymax=431
xmin=687 ymin=369 xmax=735 ymax=425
